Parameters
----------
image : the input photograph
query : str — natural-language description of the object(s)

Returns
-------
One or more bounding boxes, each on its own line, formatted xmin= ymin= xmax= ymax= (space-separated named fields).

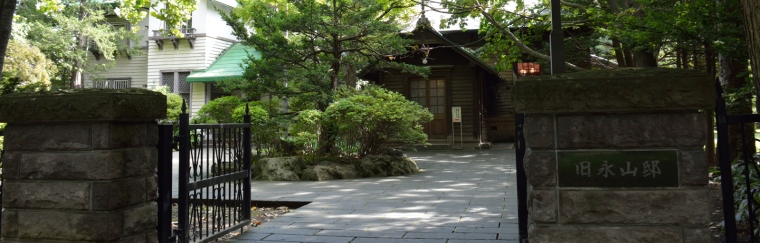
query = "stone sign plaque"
xmin=557 ymin=150 xmax=679 ymax=187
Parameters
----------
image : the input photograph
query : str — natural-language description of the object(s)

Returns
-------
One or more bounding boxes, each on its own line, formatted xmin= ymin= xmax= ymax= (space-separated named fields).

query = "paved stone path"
xmin=228 ymin=149 xmax=519 ymax=243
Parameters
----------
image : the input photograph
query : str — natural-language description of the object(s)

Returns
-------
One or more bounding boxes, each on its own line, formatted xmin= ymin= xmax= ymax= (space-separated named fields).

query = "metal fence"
xmin=157 ymin=102 xmax=252 ymax=243
xmin=715 ymin=81 xmax=760 ymax=243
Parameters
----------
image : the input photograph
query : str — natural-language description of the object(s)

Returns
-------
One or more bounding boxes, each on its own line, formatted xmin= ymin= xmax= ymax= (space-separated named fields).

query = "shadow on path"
xmin=229 ymin=149 xmax=518 ymax=243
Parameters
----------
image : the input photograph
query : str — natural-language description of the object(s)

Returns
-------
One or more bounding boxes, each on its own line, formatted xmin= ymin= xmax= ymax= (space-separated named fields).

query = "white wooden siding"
xmin=191 ymin=83 xmax=206 ymax=116
xmin=205 ymin=38 xmax=234 ymax=67
xmin=83 ymin=53 xmax=148 ymax=88
xmin=146 ymin=37 xmax=208 ymax=89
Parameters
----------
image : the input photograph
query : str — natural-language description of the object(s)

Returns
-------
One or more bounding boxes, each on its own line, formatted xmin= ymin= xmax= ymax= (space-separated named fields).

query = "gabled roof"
xmin=359 ymin=16 xmax=505 ymax=81
xmin=409 ymin=17 xmax=503 ymax=80
xmin=187 ymin=43 xmax=261 ymax=83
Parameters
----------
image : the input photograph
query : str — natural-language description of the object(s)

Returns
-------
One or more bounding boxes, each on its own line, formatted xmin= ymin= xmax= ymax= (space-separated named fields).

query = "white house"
xmin=84 ymin=0 xmax=244 ymax=116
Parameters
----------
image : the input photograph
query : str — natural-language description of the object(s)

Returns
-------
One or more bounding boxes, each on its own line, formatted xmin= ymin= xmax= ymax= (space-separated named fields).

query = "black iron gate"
xmin=157 ymin=102 xmax=252 ymax=243
xmin=715 ymin=81 xmax=760 ymax=243
xmin=515 ymin=113 xmax=528 ymax=242
xmin=0 ymin=128 xmax=4 ymax=235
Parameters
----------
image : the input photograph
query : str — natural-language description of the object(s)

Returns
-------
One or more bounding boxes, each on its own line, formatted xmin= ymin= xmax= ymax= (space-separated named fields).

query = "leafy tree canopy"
xmin=1 ymin=38 xmax=56 ymax=93
xmin=117 ymin=0 xmax=196 ymax=37
xmin=220 ymin=0 xmax=427 ymax=111
xmin=14 ymin=0 xmax=142 ymax=88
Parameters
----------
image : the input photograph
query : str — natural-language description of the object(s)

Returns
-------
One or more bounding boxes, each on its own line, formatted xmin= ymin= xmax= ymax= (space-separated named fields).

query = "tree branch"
xmin=478 ymin=8 xmax=587 ymax=71
xmin=561 ymin=0 xmax=587 ymax=12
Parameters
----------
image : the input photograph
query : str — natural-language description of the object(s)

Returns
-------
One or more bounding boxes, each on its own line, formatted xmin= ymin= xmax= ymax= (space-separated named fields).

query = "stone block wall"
xmin=0 ymin=89 xmax=166 ymax=242
xmin=514 ymin=68 xmax=714 ymax=243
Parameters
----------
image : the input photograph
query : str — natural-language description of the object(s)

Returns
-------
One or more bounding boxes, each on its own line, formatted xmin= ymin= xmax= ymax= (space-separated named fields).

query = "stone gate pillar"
xmin=514 ymin=68 xmax=713 ymax=242
xmin=0 ymin=89 xmax=166 ymax=242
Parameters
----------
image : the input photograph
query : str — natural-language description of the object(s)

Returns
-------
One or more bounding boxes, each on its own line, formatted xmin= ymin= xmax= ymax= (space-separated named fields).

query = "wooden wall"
xmin=373 ymin=65 xmax=481 ymax=144
xmin=483 ymin=55 xmax=516 ymax=142
xmin=365 ymin=44 xmax=518 ymax=144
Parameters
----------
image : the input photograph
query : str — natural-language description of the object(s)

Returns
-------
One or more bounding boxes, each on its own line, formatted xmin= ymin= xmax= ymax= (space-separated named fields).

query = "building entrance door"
xmin=410 ymin=79 xmax=447 ymax=139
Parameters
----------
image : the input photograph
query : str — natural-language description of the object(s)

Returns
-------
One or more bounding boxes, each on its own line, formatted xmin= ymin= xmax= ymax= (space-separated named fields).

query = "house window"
xmin=410 ymin=79 xmax=445 ymax=114
xmin=163 ymin=19 xmax=194 ymax=35
xmin=162 ymin=71 xmax=192 ymax=105
xmin=517 ymin=62 xmax=541 ymax=76
xmin=93 ymin=78 xmax=131 ymax=89
xmin=110 ymin=22 xmax=132 ymax=48
xmin=207 ymin=83 xmax=231 ymax=102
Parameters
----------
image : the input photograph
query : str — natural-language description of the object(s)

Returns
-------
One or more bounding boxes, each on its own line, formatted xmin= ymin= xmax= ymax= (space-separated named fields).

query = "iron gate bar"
xmin=186 ymin=171 xmax=249 ymax=191
xmin=725 ymin=114 xmax=760 ymax=124
xmin=243 ymin=105 xmax=252 ymax=221
xmin=739 ymin=125 xmax=758 ymax=243
xmin=715 ymin=80 xmax=739 ymax=243
xmin=188 ymin=124 xmax=251 ymax=129
xmin=1 ymin=128 xmax=4 ymax=236
xmin=175 ymin=101 xmax=252 ymax=243
xmin=157 ymin=125 xmax=174 ymax=243
xmin=178 ymin=102 xmax=190 ymax=243
xmin=194 ymin=221 xmax=250 ymax=243
xmin=515 ymin=113 xmax=528 ymax=242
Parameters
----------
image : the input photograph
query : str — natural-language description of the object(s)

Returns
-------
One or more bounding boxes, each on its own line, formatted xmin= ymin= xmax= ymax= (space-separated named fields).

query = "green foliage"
xmin=220 ymin=0 xmax=423 ymax=111
xmin=220 ymin=0 xmax=423 ymax=154
xmin=324 ymin=85 xmax=432 ymax=157
xmin=714 ymin=158 xmax=760 ymax=238
xmin=290 ymin=109 xmax=322 ymax=157
xmin=232 ymin=102 xmax=285 ymax=157
xmin=194 ymin=96 xmax=243 ymax=124
xmin=15 ymin=0 xmax=143 ymax=87
xmin=1 ymin=39 xmax=55 ymax=93
xmin=724 ymin=81 xmax=755 ymax=115
xmin=152 ymin=86 xmax=183 ymax=124
xmin=117 ymin=0 xmax=196 ymax=37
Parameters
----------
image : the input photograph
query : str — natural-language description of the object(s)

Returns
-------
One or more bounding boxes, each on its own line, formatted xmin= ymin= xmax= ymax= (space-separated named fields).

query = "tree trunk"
xmin=69 ymin=0 xmax=87 ymax=89
xmin=705 ymin=42 xmax=716 ymax=75
xmin=675 ymin=46 xmax=681 ymax=69
xmin=739 ymin=0 xmax=760 ymax=116
xmin=692 ymin=43 xmax=700 ymax=71
xmin=612 ymin=38 xmax=626 ymax=67
xmin=719 ymin=53 xmax=753 ymax=162
xmin=623 ymin=48 xmax=635 ymax=67
xmin=315 ymin=98 xmax=337 ymax=155
xmin=679 ymin=46 xmax=688 ymax=69
xmin=632 ymin=49 xmax=658 ymax=67
xmin=0 ymin=0 xmax=18 ymax=75
xmin=704 ymin=42 xmax=717 ymax=167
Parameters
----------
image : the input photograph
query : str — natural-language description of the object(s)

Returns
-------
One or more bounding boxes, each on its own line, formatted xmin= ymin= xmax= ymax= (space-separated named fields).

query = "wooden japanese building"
xmin=360 ymin=17 xmax=518 ymax=147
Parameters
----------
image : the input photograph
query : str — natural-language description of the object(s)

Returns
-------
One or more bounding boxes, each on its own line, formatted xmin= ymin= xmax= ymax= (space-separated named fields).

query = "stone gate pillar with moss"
xmin=0 ymin=89 xmax=166 ymax=242
xmin=514 ymin=68 xmax=714 ymax=242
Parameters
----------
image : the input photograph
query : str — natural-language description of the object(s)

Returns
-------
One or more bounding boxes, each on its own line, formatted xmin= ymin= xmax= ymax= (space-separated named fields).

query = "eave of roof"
xmin=187 ymin=42 xmax=261 ymax=83
xmin=360 ymin=18 xmax=505 ymax=81
xmin=412 ymin=22 xmax=503 ymax=80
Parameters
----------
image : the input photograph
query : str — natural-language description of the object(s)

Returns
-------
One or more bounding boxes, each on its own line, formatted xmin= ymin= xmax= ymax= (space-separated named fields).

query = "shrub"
xmin=152 ymin=86 xmax=183 ymax=124
xmin=194 ymin=96 xmax=243 ymax=123
xmin=324 ymin=85 xmax=432 ymax=157
xmin=713 ymin=157 xmax=760 ymax=238
xmin=729 ymin=159 xmax=760 ymax=238
xmin=291 ymin=109 xmax=322 ymax=158
xmin=232 ymin=102 xmax=282 ymax=156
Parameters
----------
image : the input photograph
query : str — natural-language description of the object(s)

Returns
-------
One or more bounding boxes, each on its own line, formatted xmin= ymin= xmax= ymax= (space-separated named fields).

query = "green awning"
xmin=187 ymin=42 xmax=261 ymax=83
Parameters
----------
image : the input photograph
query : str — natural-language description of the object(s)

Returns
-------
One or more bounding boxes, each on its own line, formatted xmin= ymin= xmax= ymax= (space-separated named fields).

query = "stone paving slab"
xmin=232 ymin=149 xmax=518 ymax=242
